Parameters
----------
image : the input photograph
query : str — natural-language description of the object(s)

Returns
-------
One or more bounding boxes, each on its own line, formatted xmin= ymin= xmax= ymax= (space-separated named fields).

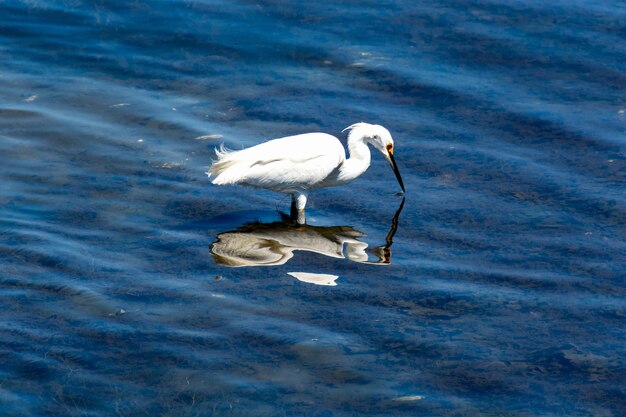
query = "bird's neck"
xmin=336 ymin=137 xmax=371 ymax=184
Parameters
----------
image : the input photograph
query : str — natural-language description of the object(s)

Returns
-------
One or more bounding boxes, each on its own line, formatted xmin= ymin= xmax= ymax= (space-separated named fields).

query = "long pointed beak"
xmin=387 ymin=152 xmax=405 ymax=193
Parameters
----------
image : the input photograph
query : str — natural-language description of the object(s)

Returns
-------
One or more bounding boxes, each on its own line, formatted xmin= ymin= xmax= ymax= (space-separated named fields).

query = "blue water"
xmin=1 ymin=0 xmax=625 ymax=415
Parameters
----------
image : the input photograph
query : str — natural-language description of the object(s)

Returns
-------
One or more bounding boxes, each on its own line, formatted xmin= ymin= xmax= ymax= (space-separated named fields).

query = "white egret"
xmin=207 ymin=122 xmax=405 ymax=224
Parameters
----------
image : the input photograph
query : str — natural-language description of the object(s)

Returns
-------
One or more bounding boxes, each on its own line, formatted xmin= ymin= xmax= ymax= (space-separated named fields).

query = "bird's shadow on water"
xmin=209 ymin=198 xmax=404 ymax=285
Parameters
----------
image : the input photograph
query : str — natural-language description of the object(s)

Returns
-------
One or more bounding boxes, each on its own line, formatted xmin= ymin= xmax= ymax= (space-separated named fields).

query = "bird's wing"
xmin=210 ymin=133 xmax=345 ymax=191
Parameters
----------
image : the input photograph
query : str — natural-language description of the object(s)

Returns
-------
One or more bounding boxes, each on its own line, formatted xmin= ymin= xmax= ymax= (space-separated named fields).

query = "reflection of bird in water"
xmin=208 ymin=123 xmax=405 ymax=224
xmin=210 ymin=198 xmax=404 ymax=269
xmin=212 ymin=223 xmax=368 ymax=267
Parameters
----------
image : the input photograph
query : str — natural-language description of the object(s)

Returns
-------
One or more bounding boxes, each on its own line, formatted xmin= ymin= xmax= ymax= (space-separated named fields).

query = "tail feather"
xmin=207 ymin=144 xmax=247 ymax=185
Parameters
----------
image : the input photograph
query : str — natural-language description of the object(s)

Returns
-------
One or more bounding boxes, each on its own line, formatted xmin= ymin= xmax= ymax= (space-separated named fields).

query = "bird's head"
xmin=343 ymin=123 xmax=405 ymax=192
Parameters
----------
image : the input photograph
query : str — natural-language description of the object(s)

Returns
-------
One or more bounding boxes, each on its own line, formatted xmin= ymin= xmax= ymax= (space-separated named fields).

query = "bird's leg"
xmin=290 ymin=194 xmax=297 ymax=221
xmin=295 ymin=192 xmax=308 ymax=225
xmin=296 ymin=210 xmax=306 ymax=225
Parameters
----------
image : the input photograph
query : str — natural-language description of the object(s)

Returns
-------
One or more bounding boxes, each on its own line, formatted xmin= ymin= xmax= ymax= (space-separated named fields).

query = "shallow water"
xmin=1 ymin=1 xmax=625 ymax=415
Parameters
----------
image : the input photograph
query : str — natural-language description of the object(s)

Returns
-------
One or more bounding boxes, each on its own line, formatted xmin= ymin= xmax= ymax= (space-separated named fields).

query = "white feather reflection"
xmin=287 ymin=272 xmax=339 ymax=286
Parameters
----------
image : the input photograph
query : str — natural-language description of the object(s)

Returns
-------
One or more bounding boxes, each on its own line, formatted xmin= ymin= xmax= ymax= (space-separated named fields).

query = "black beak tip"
xmin=389 ymin=154 xmax=405 ymax=193
xmin=397 ymin=177 xmax=405 ymax=193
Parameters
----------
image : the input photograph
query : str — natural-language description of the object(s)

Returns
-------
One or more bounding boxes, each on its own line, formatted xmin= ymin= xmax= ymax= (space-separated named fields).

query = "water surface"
xmin=1 ymin=0 xmax=625 ymax=415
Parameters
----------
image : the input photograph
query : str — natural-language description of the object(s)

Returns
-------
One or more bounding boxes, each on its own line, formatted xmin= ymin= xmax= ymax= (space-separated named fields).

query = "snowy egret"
xmin=208 ymin=122 xmax=405 ymax=224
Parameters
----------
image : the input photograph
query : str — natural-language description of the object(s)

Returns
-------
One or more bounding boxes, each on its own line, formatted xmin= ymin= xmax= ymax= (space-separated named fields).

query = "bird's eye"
xmin=386 ymin=143 xmax=393 ymax=154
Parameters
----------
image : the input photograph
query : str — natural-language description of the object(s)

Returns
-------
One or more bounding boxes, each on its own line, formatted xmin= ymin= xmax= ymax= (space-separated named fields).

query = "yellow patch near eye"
xmin=386 ymin=143 xmax=393 ymax=155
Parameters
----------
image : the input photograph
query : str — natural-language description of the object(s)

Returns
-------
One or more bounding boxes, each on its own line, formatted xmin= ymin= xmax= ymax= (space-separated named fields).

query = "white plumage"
xmin=210 ymin=133 xmax=344 ymax=191
xmin=208 ymin=122 xmax=405 ymax=223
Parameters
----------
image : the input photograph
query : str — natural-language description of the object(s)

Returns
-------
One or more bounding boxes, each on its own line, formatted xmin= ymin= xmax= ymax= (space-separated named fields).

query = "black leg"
xmin=296 ymin=209 xmax=306 ymax=225
xmin=290 ymin=198 xmax=297 ymax=221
